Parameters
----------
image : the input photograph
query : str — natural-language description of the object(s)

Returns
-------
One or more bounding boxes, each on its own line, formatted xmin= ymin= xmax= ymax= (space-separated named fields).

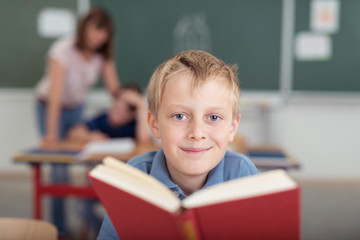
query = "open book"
xmin=89 ymin=157 xmax=300 ymax=240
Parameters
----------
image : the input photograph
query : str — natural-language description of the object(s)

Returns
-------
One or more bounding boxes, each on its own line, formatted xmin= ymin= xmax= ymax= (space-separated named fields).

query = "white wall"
xmin=0 ymin=89 xmax=112 ymax=172
xmin=274 ymin=96 xmax=360 ymax=178
xmin=240 ymin=93 xmax=360 ymax=178
xmin=1 ymin=90 xmax=360 ymax=178
xmin=0 ymin=90 xmax=39 ymax=172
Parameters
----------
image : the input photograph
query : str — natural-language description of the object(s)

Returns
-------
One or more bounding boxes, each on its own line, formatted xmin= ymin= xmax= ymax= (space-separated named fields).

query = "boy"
xmin=67 ymin=86 xmax=151 ymax=235
xmin=97 ymin=50 xmax=259 ymax=239
xmin=67 ymin=86 xmax=151 ymax=144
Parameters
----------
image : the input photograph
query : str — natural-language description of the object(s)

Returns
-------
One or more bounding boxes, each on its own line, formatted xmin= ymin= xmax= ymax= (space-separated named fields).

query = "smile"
xmin=181 ymin=147 xmax=211 ymax=154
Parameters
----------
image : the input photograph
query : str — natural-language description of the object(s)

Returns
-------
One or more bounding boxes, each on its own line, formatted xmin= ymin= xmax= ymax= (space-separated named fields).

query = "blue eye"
xmin=209 ymin=115 xmax=220 ymax=121
xmin=174 ymin=114 xmax=186 ymax=120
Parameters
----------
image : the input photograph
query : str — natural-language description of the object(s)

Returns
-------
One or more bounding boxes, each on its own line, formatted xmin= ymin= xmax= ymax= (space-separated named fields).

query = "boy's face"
xmin=148 ymin=74 xmax=241 ymax=182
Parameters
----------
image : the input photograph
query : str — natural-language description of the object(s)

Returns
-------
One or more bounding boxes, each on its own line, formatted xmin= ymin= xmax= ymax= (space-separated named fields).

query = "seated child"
xmin=67 ymin=85 xmax=151 ymax=144
xmin=67 ymin=85 xmax=151 ymax=235
xmin=97 ymin=50 xmax=259 ymax=239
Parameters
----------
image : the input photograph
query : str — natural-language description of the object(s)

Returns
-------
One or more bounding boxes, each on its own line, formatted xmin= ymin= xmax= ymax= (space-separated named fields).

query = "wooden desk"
xmin=13 ymin=141 xmax=159 ymax=219
xmin=228 ymin=137 xmax=300 ymax=170
xmin=14 ymin=140 xmax=297 ymax=219
xmin=247 ymin=145 xmax=300 ymax=170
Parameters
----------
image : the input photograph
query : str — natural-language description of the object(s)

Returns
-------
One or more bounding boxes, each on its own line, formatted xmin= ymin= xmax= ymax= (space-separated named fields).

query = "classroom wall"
xmin=271 ymin=96 xmax=360 ymax=178
xmin=240 ymin=93 xmax=360 ymax=178
xmin=1 ymin=90 xmax=359 ymax=178
xmin=1 ymin=0 xmax=360 ymax=179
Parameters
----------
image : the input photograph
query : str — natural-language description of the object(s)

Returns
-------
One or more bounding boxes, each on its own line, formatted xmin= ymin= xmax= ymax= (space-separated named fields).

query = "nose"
xmin=187 ymin=118 xmax=207 ymax=141
xmin=94 ymin=33 xmax=107 ymax=46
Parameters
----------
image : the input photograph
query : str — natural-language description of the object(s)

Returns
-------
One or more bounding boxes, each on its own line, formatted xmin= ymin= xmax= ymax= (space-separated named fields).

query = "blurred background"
xmin=0 ymin=0 xmax=359 ymax=239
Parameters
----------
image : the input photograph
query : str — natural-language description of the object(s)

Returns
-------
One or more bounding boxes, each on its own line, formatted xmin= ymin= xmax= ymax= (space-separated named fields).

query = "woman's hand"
xmin=121 ymin=89 xmax=146 ymax=110
xmin=102 ymin=60 xmax=121 ymax=98
xmin=39 ymin=134 xmax=58 ymax=149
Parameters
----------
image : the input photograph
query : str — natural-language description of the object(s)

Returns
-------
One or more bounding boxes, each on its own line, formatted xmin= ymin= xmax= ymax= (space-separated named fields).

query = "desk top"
xmin=247 ymin=145 xmax=300 ymax=169
xmin=14 ymin=140 xmax=299 ymax=170
xmin=13 ymin=141 xmax=160 ymax=164
xmin=228 ymin=136 xmax=300 ymax=170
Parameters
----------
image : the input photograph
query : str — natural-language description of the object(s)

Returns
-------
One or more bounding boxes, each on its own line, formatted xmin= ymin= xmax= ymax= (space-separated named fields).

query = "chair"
xmin=0 ymin=217 xmax=58 ymax=240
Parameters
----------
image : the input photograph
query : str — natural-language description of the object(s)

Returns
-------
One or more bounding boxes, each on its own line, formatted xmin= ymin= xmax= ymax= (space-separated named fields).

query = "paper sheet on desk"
xmin=77 ymin=138 xmax=135 ymax=161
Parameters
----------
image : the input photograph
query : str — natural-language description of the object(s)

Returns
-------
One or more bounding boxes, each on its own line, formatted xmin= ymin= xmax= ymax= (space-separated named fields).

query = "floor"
xmin=300 ymin=179 xmax=360 ymax=240
xmin=1 ymin=168 xmax=360 ymax=240
xmin=0 ymin=167 xmax=101 ymax=240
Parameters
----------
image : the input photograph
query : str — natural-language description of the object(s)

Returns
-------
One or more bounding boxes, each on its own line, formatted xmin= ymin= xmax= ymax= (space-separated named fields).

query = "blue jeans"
xmin=36 ymin=100 xmax=83 ymax=236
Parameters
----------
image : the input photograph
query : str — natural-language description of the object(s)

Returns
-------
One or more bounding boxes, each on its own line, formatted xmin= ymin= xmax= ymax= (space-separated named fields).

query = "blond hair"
xmin=147 ymin=50 xmax=241 ymax=118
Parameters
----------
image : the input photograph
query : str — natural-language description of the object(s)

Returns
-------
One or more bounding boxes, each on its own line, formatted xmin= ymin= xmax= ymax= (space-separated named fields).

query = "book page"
xmin=89 ymin=157 xmax=181 ymax=213
xmin=183 ymin=170 xmax=297 ymax=209
xmin=103 ymin=157 xmax=175 ymax=196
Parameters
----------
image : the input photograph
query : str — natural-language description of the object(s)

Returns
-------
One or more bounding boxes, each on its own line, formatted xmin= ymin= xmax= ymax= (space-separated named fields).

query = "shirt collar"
xmin=202 ymin=154 xmax=225 ymax=189
xmin=149 ymin=149 xmax=178 ymax=189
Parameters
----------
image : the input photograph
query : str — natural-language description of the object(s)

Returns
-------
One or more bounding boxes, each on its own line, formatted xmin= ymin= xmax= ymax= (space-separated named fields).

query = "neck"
xmin=81 ymin=49 xmax=92 ymax=61
xmin=170 ymin=171 xmax=208 ymax=196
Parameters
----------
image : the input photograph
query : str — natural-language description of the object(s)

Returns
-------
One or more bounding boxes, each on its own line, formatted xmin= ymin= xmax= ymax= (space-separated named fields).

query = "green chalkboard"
xmin=92 ymin=0 xmax=283 ymax=90
xmin=293 ymin=0 xmax=360 ymax=92
xmin=0 ymin=0 xmax=76 ymax=88
xmin=0 ymin=0 xmax=282 ymax=90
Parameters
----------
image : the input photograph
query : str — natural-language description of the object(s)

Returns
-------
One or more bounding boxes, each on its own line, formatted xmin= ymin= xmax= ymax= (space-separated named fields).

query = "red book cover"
xmin=89 ymin=157 xmax=300 ymax=240
xmin=192 ymin=188 xmax=300 ymax=240
xmin=90 ymin=176 xmax=184 ymax=240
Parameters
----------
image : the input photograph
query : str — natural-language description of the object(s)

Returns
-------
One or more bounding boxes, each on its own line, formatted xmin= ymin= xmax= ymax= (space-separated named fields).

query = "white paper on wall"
xmin=37 ymin=8 xmax=75 ymax=38
xmin=295 ymin=32 xmax=332 ymax=61
xmin=310 ymin=0 xmax=340 ymax=33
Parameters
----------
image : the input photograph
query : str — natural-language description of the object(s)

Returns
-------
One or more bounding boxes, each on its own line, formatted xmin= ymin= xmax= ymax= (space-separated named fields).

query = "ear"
xmin=147 ymin=110 xmax=161 ymax=139
xmin=228 ymin=113 xmax=241 ymax=142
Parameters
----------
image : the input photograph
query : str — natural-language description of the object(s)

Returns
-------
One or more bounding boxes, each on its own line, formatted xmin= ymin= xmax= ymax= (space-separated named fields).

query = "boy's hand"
xmin=121 ymin=90 xmax=146 ymax=109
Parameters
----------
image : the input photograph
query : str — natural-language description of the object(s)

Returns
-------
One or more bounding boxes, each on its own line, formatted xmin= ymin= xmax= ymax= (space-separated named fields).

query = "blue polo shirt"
xmin=97 ymin=149 xmax=259 ymax=240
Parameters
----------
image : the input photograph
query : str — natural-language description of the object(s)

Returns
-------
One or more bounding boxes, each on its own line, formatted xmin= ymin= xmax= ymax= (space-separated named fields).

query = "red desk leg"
xmin=32 ymin=163 xmax=97 ymax=220
xmin=33 ymin=164 xmax=42 ymax=219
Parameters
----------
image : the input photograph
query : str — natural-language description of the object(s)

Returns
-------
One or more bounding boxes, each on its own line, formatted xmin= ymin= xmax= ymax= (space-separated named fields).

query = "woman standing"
xmin=35 ymin=7 xmax=120 ymax=237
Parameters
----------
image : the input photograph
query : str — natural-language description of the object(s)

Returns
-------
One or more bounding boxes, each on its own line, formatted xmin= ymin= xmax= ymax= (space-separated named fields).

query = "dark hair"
xmin=117 ymin=83 xmax=143 ymax=112
xmin=123 ymin=83 xmax=142 ymax=94
xmin=75 ymin=6 xmax=114 ymax=60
